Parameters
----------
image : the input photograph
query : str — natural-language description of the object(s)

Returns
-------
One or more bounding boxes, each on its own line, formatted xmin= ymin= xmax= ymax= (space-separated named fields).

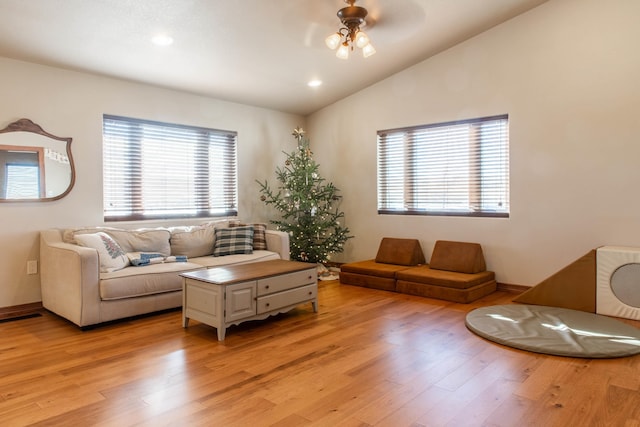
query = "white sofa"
xmin=40 ymin=220 xmax=290 ymax=327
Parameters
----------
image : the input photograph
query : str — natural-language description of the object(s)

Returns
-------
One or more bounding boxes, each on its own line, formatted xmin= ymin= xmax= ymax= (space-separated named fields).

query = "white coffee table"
xmin=181 ymin=260 xmax=318 ymax=340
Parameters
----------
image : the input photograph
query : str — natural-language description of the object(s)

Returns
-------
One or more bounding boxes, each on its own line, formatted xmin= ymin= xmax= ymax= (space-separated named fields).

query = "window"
xmin=377 ymin=114 xmax=509 ymax=217
xmin=103 ymin=115 xmax=237 ymax=221
xmin=6 ymin=164 xmax=40 ymax=198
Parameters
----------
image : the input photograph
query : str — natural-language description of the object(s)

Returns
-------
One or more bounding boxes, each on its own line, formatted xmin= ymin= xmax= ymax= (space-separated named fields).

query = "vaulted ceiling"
xmin=0 ymin=0 xmax=547 ymax=115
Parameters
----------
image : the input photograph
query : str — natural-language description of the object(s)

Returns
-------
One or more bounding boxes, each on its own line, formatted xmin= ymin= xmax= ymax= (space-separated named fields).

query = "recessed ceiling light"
xmin=307 ymin=80 xmax=322 ymax=87
xmin=151 ymin=34 xmax=174 ymax=46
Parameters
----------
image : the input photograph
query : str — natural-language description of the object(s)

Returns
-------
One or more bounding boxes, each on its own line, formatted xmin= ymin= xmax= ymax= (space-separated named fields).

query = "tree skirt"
xmin=465 ymin=304 xmax=640 ymax=358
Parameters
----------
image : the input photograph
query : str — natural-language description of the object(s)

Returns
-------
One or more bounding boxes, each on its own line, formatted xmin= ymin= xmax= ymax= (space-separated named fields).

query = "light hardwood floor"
xmin=1 ymin=280 xmax=639 ymax=426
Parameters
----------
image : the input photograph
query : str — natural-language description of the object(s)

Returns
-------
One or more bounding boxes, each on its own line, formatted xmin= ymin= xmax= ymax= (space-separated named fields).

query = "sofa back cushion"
xmin=105 ymin=229 xmax=171 ymax=257
xmin=429 ymin=240 xmax=486 ymax=274
xmin=66 ymin=227 xmax=172 ymax=257
xmin=375 ymin=237 xmax=426 ymax=266
xmin=169 ymin=224 xmax=216 ymax=257
xmin=63 ymin=226 xmax=122 ymax=244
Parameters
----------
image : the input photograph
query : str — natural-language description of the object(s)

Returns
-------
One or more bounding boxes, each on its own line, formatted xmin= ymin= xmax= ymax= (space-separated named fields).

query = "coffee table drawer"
xmin=257 ymin=268 xmax=316 ymax=296
xmin=257 ymin=284 xmax=317 ymax=314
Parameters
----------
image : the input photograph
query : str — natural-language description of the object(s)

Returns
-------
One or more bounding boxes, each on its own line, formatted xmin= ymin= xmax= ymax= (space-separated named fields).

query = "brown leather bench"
xmin=396 ymin=240 xmax=496 ymax=303
xmin=339 ymin=237 xmax=426 ymax=291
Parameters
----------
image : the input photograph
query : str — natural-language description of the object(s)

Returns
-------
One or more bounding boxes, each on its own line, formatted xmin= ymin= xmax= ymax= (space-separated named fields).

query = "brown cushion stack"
xmin=340 ymin=239 xmax=496 ymax=303
xmin=339 ymin=238 xmax=426 ymax=291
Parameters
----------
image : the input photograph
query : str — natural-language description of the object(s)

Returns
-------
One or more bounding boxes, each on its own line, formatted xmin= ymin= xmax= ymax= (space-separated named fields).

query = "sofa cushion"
xmin=127 ymin=252 xmax=165 ymax=266
xmin=99 ymin=262 xmax=203 ymax=300
xmin=126 ymin=252 xmax=188 ymax=266
xmin=429 ymin=240 xmax=487 ymax=274
xmin=213 ymin=226 xmax=254 ymax=256
xmin=374 ymin=238 xmax=426 ymax=266
xmin=203 ymin=219 xmax=230 ymax=228
xmin=190 ymin=250 xmax=280 ymax=268
xmin=105 ymin=228 xmax=172 ymax=257
xmin=63 ymin=226 xmax=123 ymax=244
xmin=169 ymin=224 xmax=216 ymax=257
xmin=74 ymin=232 xmax=129 ymax=273
xmin=229 ymin=220 xmax=267 ymax=250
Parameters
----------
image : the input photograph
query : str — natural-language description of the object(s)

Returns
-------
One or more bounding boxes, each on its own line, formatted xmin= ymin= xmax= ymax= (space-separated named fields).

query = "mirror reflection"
xmin=0 ymin=119 xmax=75 ymax=202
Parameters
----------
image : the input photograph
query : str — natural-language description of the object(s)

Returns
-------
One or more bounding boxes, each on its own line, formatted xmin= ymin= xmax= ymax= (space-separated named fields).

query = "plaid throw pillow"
xmin=213 ymin=226 xmax=254 ymax=256
xmin=229 ymin=220 xmax=267 ymax=250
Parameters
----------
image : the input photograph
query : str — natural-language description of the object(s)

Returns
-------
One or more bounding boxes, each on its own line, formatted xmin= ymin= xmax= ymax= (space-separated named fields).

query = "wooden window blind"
xmin=103 ymin=115 xmax=237 ymax=221
xmin=377 ymin=114 xmax=509 ymax=217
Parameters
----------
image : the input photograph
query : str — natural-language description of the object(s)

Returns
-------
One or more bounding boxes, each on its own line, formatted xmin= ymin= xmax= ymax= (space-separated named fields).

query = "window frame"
xmin=102 ymin=114 xmax=238 ymax=222
xmin=377 ymin=114 xmax=510 ymax=218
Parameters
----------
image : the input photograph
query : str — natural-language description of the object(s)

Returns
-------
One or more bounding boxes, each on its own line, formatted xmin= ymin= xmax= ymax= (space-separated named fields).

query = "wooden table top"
xmin=180 ymin=259 xmax=316 ymax=285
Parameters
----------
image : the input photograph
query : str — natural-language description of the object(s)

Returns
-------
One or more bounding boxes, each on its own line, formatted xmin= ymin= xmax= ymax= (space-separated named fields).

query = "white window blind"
xmin=6 ymin=164 xmax=40 ymax=199
xmin=103 ymin=115 xmax=237 ymax=221
xmin=377 ymin=114 xmax=509 ymax=217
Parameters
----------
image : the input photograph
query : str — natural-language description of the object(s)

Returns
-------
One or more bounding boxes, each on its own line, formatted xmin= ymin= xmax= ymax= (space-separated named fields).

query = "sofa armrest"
xmin=40 ymin=229 xmax=101 ymax=326
xmin=265 ymin=229 xmax=290 ymax=260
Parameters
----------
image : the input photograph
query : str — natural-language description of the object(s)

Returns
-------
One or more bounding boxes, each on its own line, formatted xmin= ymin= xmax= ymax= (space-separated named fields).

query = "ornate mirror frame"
xmin=0 ymin=118 xmax=75 ymax=202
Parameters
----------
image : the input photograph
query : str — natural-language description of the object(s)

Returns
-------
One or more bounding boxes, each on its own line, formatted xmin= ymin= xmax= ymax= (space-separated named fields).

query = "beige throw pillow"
xmin=169 ymin=224 xmax=216 ymax=258
xmin=74 ymin=232 xmax=128 ymax=273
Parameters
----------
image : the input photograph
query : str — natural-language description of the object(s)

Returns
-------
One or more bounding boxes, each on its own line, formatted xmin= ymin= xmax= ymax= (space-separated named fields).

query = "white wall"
xmin=0 ymin=58 xmax=303 ymax=308
xmin=308 ymin=0 xmax=640 ymax=287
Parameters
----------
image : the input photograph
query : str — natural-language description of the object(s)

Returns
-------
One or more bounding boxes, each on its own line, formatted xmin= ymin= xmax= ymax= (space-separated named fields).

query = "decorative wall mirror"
xmin=0 ymin=118 xmax=75 ymax=202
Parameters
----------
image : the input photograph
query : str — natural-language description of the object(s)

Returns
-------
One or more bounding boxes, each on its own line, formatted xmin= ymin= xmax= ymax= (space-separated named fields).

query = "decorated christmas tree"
xmin=257 ymin=127 xmax=352 ymax=264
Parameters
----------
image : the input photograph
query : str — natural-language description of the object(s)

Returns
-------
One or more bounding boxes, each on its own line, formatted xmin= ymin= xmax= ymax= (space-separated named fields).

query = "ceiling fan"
xmin=325 ymin=0 xmax=377 ymax=59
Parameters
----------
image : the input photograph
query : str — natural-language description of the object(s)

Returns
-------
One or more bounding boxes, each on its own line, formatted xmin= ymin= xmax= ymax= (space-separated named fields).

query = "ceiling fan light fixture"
xmin=362 ymin=42 xmax=376 ymax=58
xmin=336 ymin=43 xmax=350 ymax=60
xmin=326 ymin=0 xmax=375 ymax=59
xmin=355 ymin=31 xmax=369 ymax=49
xmin=325 ymin=32 xmax=342 ymax=50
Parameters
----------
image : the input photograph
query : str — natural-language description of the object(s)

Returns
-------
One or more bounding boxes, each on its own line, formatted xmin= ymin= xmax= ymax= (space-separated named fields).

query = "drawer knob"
xmin=265 ymin=303 xmax=270 ymax=307
xmin=265 ymin=285 xmax=269 ymax=289
xmin=309 ymin=291 xmax=313 ymax=295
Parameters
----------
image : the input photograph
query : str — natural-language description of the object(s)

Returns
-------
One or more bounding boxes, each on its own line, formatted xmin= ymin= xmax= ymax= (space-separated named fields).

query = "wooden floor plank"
xmin=1 ymin=280 xmax=639 ymax=426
